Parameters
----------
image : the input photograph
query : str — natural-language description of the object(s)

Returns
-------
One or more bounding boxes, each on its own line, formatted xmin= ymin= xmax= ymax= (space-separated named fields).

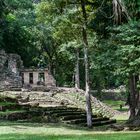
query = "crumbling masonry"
xmin=0 ymin=50 xmax=56 ymax=90
xmin=0 ymin=50 xmax=23 ymax=90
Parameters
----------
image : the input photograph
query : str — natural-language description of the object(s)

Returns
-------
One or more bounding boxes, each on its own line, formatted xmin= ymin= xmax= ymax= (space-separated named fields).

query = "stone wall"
xmin=0 ymin=50 xmax=23 ymax=90
xmin=22 ymin=69 xmax=56 ymax=89
xmin=46 ymin=72 xmax=56 ymax=87
xmin=0 ymin=50 xmax=7 ymax=72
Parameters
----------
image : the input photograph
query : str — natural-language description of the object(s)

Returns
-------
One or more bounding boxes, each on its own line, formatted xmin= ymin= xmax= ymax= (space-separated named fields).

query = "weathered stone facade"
xmin=0 ymin=50 xmax=23 ymax=90
xmin=0 ymin=50 xmax=56 ymax=91
xmin=21 ymin=68 xmax=56 ymax=90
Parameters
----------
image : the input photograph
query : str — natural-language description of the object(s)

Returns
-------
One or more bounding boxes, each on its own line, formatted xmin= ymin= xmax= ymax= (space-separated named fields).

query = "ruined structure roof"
xmin=21 ymin=68 xmax=48 ymax=72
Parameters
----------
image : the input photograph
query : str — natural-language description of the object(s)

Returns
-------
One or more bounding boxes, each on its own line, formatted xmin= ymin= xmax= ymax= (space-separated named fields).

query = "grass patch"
xmin=0 ymin=122 xmax=140 ymax=139
xmin=103 ymin=100 xmax=129 ymax=121
xmin=0 ymin=102 xmax=16 ymax=106
xmin=0 ymin=110 xmax=26 ymax=115
xmin=103 ymin=100 xmax=125 ymax=106
xmin=103 ymin=100 xmax=129 ymax=111
xmin=0 ymin=133 xmax=140 ymax=140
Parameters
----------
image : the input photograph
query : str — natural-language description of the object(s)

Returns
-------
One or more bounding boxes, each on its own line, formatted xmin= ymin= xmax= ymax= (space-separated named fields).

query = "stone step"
xmin=0 ymin=110 xmax=43 ymax=121
xmin=0 ymin=104 xmax=31 ymax=111
xmin=81 ymin=119 xmax=117 ymax=127
xmin=63 ymin=117 xmax=109 ymax=124
xmin=0 ymin=104 xmax=21 ymax=111
xmin=0 ymin=97 xmax=18 ymax=103
xmin=46 ymin=109 xmax=85 ymax=114
xmin=62 ymin=114 xmax=98 ymax=121
xmin=52 ymin=111 xmax=86 ymax=117
xmin=10 ymin=88 xmax=21 ymax=91
xmin=32 ymin=106 xmax=81 ymax=112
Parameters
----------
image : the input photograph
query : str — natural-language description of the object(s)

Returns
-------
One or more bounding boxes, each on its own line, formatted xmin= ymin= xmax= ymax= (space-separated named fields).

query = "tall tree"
xmin=75 ymin=48 xmax=80 ymax=89
xmin=80 ymin=0 xmax=92 ymax=128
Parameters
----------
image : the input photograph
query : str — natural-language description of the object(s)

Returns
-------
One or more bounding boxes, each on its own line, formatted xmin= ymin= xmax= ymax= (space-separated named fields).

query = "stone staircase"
xmin=54 ymin=92 xmax=119 ymax=117
xmin=0 ymin=89 xmax=119 ymax=118
xmin=0 ymin=88 xmax=119 ymax=127
xmin=44 ymin=106 xmax=116 ymax=127
xmin=30 ymin=106 xmax=116 ymax=126
xmin=0 ymin=96 xmax=116 ymax=127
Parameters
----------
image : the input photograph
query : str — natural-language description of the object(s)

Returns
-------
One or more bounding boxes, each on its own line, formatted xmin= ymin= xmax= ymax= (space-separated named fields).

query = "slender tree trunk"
xmin=84 ymin=45 xmax=92 ymax=128
xmin=129 ymin=75 xmax=136 ymax=120
xmin=135 ymin=75 xmax=140 ymax=116
xmin=75 ymin=49 xmax=80 ymax=89
xmin=81 ymin=0 xmax=92 ymax=128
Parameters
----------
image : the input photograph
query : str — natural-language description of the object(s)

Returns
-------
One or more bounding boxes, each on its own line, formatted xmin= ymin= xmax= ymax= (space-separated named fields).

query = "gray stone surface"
xmin=0 ymin=88 xmax=120 ymax=117
xmin=22 ymin=68 xmax=56 ymax=89
xmin=0 ymin=50 xmax=23 ymax=90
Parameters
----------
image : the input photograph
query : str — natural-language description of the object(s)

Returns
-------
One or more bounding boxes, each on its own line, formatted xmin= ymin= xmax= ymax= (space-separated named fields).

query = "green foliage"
xmin=0 ymin=0 xmax=38 ymax=67
xmin=0 ymin=0 xmax=139 ymax=89
xmin=124 ymin=0 xmax=140 ymax=20
xmin=111 ymin=21 xmax=140 ymax=77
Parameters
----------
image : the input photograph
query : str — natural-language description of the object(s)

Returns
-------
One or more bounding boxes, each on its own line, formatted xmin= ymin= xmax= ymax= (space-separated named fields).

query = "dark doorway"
xmin=29 ymin=73 xmax=33 ymax=84
xmin=21 ymin=73 xmax=24 ymax=84
xmin=38 ymin=73 xmax=45 ymax=82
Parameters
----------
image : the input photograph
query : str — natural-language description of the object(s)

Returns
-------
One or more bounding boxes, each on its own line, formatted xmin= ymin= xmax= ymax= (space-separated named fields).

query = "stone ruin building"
xmin=0 ymin=50 xmax=23 ymax=90
xmin=0 ymin=50 xmax=56 ymax=91
xmin=21 ymin=68 xmax=56 ymax=90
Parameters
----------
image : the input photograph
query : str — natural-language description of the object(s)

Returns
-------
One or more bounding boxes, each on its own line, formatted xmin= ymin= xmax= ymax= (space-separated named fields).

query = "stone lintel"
xmin=21 ymin=68 xmax=48 ymax=73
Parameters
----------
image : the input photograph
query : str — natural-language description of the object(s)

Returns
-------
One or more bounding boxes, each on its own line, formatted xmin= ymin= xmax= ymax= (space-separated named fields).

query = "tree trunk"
xmin=135 ymin=75 xmax=140 ymax=116
xmin=129 ymin=75 xmax=137 ymax=120
xmin=127 ymin=75 xmax=140 ymax=126
xmin=84 ymin=45 xmax=92 ymax=128
xmin=81 ymin=0 xmax=92 ymax=128
xmin=75 ymin=49 xmax=80 ymax=89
